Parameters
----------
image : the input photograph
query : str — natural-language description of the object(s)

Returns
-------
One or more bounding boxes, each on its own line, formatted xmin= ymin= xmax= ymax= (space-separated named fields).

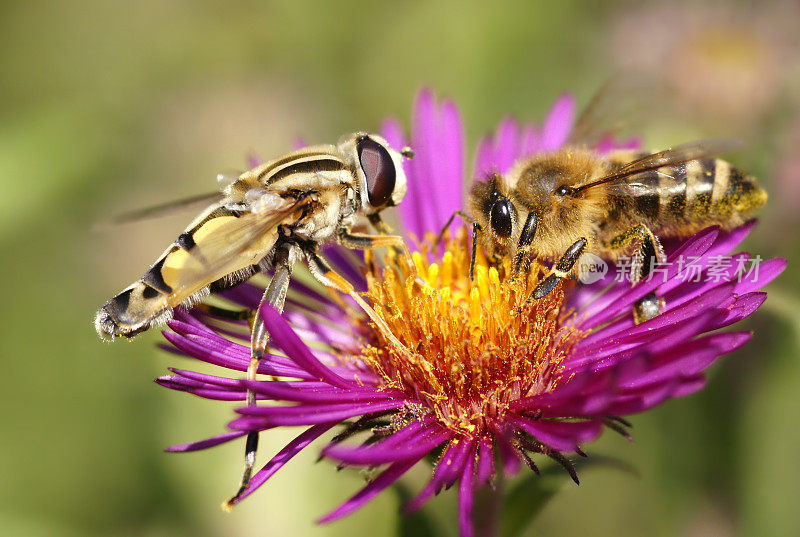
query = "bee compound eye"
xmin=489 ymin=197 xmax=513 ymax=239
xmin=358 ymin=137 xmax=396 ymax=207
xmin=555 ymin=185 xmax=573 ymax=197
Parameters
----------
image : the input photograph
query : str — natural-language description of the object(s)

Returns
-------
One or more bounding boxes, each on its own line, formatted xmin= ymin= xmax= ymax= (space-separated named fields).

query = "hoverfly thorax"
xmin=337 ymin=132 xmax=408 ymax=214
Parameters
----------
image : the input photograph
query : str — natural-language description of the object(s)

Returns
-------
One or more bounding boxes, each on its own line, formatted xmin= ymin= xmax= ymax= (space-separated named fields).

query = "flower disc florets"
xmin=361 ymin=229 xmax=584 ymax=435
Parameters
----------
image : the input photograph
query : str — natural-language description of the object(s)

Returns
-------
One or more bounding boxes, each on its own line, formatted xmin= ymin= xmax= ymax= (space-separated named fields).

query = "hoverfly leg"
xmin=605 ymin=224 xmax=666 ymax=324
xmin=365 ymin=215 xmax=428 ymax=287
xmin=531 ymin=238 xmax=588 ymax=300
xmin=193 ymin=303 xmax=254 ymax=322
xmin=339 ymin=230 xmax=414 ymax=273
xmin=367 ymin=213 xmax=405 ymax=260
xmin=225 ymin=242 xmax=299 ymax=510
xmin=338 ymin=229 xmax=430 ymax=290
xmin=304 ymin=248 xmax=409 ymax=355
xmin=367 ymin=213 xmax=394 ymax=235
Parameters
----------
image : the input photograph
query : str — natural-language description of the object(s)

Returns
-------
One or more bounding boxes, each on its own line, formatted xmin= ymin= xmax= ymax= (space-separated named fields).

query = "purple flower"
xmin=157 ymin=89 xmax=784 ymax=537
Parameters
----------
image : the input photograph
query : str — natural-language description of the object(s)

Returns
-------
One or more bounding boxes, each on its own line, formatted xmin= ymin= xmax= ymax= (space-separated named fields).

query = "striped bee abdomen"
xmin=682 ymin=158 xmax=766 ymax=229
xmin=618 ymin=158 xmax=766 ymax=235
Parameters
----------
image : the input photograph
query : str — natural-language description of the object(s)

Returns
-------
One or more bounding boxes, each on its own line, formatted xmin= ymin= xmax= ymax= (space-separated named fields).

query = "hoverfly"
xmin=453 ymin=82 xmax=766 ymax=323
xmin=95 ymin=132 xmax=414 ymax=505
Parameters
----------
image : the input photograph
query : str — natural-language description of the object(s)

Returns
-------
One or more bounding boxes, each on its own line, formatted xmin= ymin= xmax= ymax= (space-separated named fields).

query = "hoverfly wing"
xmin=158 ymin=197 xmax=309 ymax=301
xmin=577 ymin=138 xmax=744 ymax=194
xmin=95 ymin=196 xmax=309 ymax=340
xmin=96 ymin=191 xmax=224 ymax=229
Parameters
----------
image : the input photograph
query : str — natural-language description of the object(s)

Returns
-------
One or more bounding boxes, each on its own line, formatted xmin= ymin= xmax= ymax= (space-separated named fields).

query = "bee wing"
xmin=603 ymin=167 xmax=686 ymax=196
xmin=159 ymin=197 xmax=309 ymax=299
xmin=569 ymin=74 xmax=664 ymax=147
xmin=577 ymin=138 xmax=743 ymax=194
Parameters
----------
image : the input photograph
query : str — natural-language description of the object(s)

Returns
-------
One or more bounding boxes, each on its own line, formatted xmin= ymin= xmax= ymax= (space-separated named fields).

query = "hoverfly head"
xmin=339 ymin=132 xmax=409 ymax=215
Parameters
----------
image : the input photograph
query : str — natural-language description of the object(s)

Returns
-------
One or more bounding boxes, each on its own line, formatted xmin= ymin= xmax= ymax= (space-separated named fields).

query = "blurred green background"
xmin=2 ymin=1 xmax=799 ymax=536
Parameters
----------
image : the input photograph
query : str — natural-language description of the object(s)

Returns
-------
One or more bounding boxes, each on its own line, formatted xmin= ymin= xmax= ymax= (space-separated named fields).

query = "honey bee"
xmin=95 ymin=132 xmax=414 ymax=505
xmin=464 ymin=94 xmax=766 ymax=324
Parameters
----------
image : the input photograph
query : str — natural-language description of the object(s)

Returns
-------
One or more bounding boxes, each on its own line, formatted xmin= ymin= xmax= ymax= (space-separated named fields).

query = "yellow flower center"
xmin=358 ymin=228 xmax=586 ymax=435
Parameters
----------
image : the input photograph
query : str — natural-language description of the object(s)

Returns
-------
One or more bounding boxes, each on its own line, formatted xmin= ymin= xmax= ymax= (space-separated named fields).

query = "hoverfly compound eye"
xmin=358 ymin=136 xmax=396 ymax=208
xmin=489 ymin=197 xmax=513 ymax=239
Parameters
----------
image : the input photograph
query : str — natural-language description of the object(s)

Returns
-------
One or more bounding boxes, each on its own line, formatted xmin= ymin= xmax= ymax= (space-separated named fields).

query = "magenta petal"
xmin=260 ymin=305 xmax=354 ymax=389
xmin=241 ymin=379 xmax=400 ymax=404
xmin=438 ymin=99 xmax=465 ymax=219
xmin=331 ymin=418 xmax=432 ymax=454
xmin=404 ymin=438 xmax=472 ymax=512
xmin=707 ymin=220 xmax=755 ymax=257
xmin=231 ymin=399 xmax=408 ymax=428
xmin=323 ymin=424 xmax=449 ymax=465
xmin=621 ymin=348 xmax=719 ymax=390
xmin=707 ymin=292 xmax=767 ymax=330
xmin=407 ymin=88 xmax=439 ymax=237
xmin=579 ymin=227 xmax=721 ymax=331
xmin=672 ymin=375 xmax=708 ymax=398
xmin=318 ymin=455 xmax=424 ymax=524
xmin=493 ymin=117 xmax=521 ymax=173
xmin=440 ymin=439 xmax=474 ymax=492
xmin=735 ymin=257 xmax=786 ymax=294
xmin=230 ymin=422 xmax=337 ymax=505
xmin=168 ymin=368 xmax=241 ymax=388
xmin=474 ymin=136 xmax=495 ymax=178
xmin=404 ymin=89 xmax=465 ymax=239
xmin=511 ymin=416 xmax=603 ymax=451
xmin=476 ymin=437 xmax=495 ymax=488
xmin=492 ymin=426 xmax=522 ymax=476
xmin=380 ymin=118 xmax=407 ymax=153
xmin=458 ymin=444 xmax=477 ymax=537
xmin=539 ymin=94 xmax=576 ymax=151
xmin=162 ymin=330 xmax=314 ymax=380
xmin=521 ymin=124 xmax=539 ymax=155
xmin=165 ymin=431 xmax=246 ymax=452
xmin=595 ymin=136 xmax=642 ymax=154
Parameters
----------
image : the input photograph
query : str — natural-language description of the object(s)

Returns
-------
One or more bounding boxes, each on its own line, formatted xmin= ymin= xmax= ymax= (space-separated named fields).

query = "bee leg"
xmin=304 ymin=247 xmax=409 ymax=354
xmin=605 ymin=224 xmax=666 ymax=324
xmin=531 ymin=238 xmax=588 ymax=300
xmin=434 ymin=210 xmax=474 ymax=245
xmin=225 ymin=242 xmax=299 ymax=510
xmin=513 ymin=212 xmax=538 ymax=275
xmin=434 ymin=211 xmax=481 ymax=280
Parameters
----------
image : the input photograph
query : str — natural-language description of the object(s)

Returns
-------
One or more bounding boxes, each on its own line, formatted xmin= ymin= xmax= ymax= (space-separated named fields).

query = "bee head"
xmin=469 ymin=174 xmax=524 ymax=258
xmin=338 ymin=133 xmax=409 ymax=215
